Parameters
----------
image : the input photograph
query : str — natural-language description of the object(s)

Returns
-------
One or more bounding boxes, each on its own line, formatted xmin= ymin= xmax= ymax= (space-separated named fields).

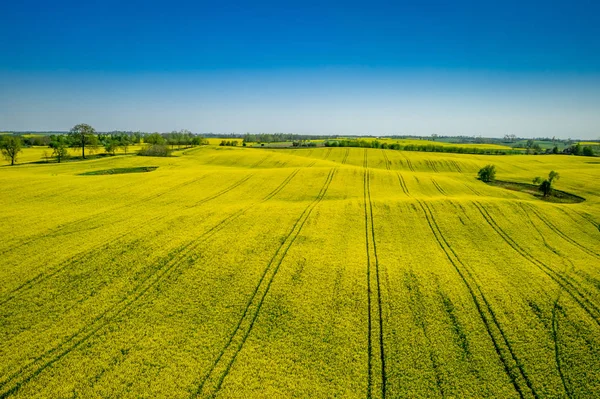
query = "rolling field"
xmin=1 ymin=146 xmax=599 ymax=398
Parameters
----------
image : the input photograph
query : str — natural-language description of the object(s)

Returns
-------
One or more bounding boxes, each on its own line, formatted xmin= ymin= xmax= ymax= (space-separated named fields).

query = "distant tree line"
xmin=219 ymin=140 xmax=239 ymax=146
xmin=323 ymin=139 xmax=521 ymax=155
xmin=243 ymin=133 xmax=337 ymax=143
xmin=144 ymin=130 xmax=208 ymax=149
xmin=565 ymin=143 xmax=596 ymax=157
xmin=1 ymin=125 xmax=210 ymax=164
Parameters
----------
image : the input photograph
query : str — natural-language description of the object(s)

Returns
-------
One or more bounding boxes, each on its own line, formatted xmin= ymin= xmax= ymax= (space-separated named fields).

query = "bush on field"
xmin=138 ymin=144 xmax=172 ymax=157
xmin=478 ymin=164 xmax=496 ymax=182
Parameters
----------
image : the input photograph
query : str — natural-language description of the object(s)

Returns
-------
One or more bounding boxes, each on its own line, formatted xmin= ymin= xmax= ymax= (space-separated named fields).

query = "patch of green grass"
xmin=487 ymin=179 xmax=585 ymax=203
xmin=78 ymin=166 xmax=158 ymax=175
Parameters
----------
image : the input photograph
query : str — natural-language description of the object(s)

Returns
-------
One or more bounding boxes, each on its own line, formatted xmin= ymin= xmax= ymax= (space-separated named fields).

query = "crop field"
xmin=1 ymin=146 xmax=599 ymax=398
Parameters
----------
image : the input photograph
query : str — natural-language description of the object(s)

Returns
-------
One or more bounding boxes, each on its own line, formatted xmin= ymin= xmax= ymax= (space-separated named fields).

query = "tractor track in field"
xmin=396 ymin=173 xmax=410 ymax=196
xmin=190 ymin=174 xmax=253 ymax=207
xmin=0 ymin=213 xmax=168 ymax=307
xmin=341 ymin=148 xmax=350 ymax=165
xmin=381 ymin=150 xmax=391 ymax=170
xmin=1 ymin=171 xmax=301 ymax=308
xmin=426 ymin=160 xmax=439 ymax=173
xmin=363 ymin=150 xmax=387 ymax=399
xmin=473 ymin=202 xmax=600 ymax=327
xmin=418 ymin=201 xmax=539 ymax=399
xmin=573 ymin=210 xmax=600 ymax=231
xmin=399 ymin=153 xmax=415 ymax=172
xmin=555 ymin=208 xmax=600 ymax=232
xmin=517 ymin=204 xmax=574 ymax=265
xmin=463 ymin=182 xmax=482 ymax=196
xmin=431 ymin=178 xmax=447 ymax=196
xmin=192 ymin=168 xmax=336 ymax=398
xmin=451 ymin=160 xmax=463 ymax=173
xmin=262 ymin=169 xmax=299 ymax=201
xmin=0 ymin=170 xmax=302 ymax=399
xmin=519 ymin=206 xmax=579 ymax=396
xmin=323 ymin=147 xmax=332 ymax=160
xmin=0 ymin=175 xmax=208 ymax=257
xmin=403 ymin=273 xmax=446 ymax=397
xmin=250 ymin=154 xmax=272 ymax=168
xmin=524 ymin=205 xmax=600 ymax=260
xmin=551 ymin=293 xmax=574 ymax=399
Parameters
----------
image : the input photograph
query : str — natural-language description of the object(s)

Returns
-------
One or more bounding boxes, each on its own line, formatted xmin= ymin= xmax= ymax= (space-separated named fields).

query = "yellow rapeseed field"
xmin=1 ymin=146 xmax=599 ymax=398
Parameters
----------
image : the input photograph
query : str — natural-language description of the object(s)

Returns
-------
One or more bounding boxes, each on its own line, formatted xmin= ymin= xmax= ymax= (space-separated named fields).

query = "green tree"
xmin=477 ymin=164 xmax=496 ymax=182
xmin=583 ymin=146 xmax=594 ymax=156
xmin=0 ymin=136 xmax=22 ymax=165
xmin=571 ymin=143 xmax=582 ymax=155
xmin=145 ymin=133 xmax=165 ymax=145
xmin=49 ymin=135 xmax=69 ymax=163
xmin=69 ymin=123 xmax=96 ymax=159
xmin=533 ymin=171 xmax=560 ymax=197
xmin=104 ymin=139 xmax=119 ymax=155
xmin=119 ymin=135 xmax=131 ymax=154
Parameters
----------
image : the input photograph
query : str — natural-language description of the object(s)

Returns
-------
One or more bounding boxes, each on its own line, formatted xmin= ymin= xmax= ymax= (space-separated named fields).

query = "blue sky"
xmin=1 ymin=0 xmax=599 ymax=138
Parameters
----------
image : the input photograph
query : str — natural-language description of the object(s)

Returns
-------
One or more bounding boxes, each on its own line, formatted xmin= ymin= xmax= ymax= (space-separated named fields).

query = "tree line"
xmin=1 ymin=124 xmax=209 ymax=165
xmin=323 ymin=139 xmax=521 ymax=155
xmin=243 ymin=133 xmax=337 ymax=143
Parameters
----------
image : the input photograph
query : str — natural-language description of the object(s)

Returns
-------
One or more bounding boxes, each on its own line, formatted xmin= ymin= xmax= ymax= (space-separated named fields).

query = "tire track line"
xmin=262 ymin=169 xmax=299 ymax=202
xmin=552 ymin=293 xmax=573 ymax=399
xmin=363 ymin=152 xmax=386 ymax=398
xmin=426 ymin=160 xmax=439 ymax=173
xmin=472 ymin=202 xmax=600 ymax=327
xmin=396 ymin=173 xmax=410 ymax=197
xmin=192 ymin=168 xmax=336 ymax=398
xmin=342 ymin=148 xmax=350 ymax=165
xmin=0 ymin=176 xmax=207 ymax=256
xmin=1 ymin=171 xmax=298 ymax=308
xmin=524 ymin=204 xmax=600 ymax=259
xmin=399 ymin=152 xmax=415 ymax=172
xmin=191 ymin=174 xmax=253 ymax=207
xmin=0 ymin=214 xmax=167 ymax=307
xmin=250 ymin=154 xmax=271 ymax=168
xmin=381 ymin=150 xmax=391 ymax=170
xmin=431 ymin=178 xmax=447 ymax=196
xmin=0 ymin=171 xmax=301 ymax=397
xmin=452 ymin=160 xmax=463 ymax=173
xmin=418 ymin=201 xmax=538 ymax=399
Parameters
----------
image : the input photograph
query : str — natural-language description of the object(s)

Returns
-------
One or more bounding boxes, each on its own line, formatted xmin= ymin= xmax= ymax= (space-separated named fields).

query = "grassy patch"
xmin=487 ymin=179 xmax=585 ymax=203
xmin=78 ymin=166 xmax=158 ymax=176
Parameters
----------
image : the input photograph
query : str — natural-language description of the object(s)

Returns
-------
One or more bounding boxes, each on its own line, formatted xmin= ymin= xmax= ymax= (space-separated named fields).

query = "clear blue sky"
xmin=1 ymin=0 xmax=599 ymax=138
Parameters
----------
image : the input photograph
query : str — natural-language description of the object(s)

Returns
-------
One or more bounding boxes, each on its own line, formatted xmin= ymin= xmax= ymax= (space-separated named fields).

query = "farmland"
xmin=1 ymin=146 xmax=599 ymax=398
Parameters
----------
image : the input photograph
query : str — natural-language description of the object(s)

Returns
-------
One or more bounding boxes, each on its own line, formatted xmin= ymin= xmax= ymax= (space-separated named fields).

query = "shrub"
xmin=138 ymin=144 xmax=171 ymax=157
xmin=478 ymin=164 xmax=496 ymax=182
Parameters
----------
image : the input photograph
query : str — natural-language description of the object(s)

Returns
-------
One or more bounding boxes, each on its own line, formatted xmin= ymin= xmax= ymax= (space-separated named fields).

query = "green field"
xmin=1 ymin=146 xmax=599 ymax=398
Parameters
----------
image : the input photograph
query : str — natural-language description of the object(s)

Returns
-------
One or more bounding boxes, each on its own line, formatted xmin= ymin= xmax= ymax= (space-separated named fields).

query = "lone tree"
xmin=0 ymin=135 xmax=22 ymax=166
xmin=69 ymin=123 xmax=96 ymax=159
xmin=533 ymin=171 xmax=560 ymax=197
xmin=477 ymin=164 xmax=496 ymax=182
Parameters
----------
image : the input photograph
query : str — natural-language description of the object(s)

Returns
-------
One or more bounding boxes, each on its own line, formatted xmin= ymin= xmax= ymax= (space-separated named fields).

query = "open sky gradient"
xmin=1 ymin=0 xmax=599 ymax=138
